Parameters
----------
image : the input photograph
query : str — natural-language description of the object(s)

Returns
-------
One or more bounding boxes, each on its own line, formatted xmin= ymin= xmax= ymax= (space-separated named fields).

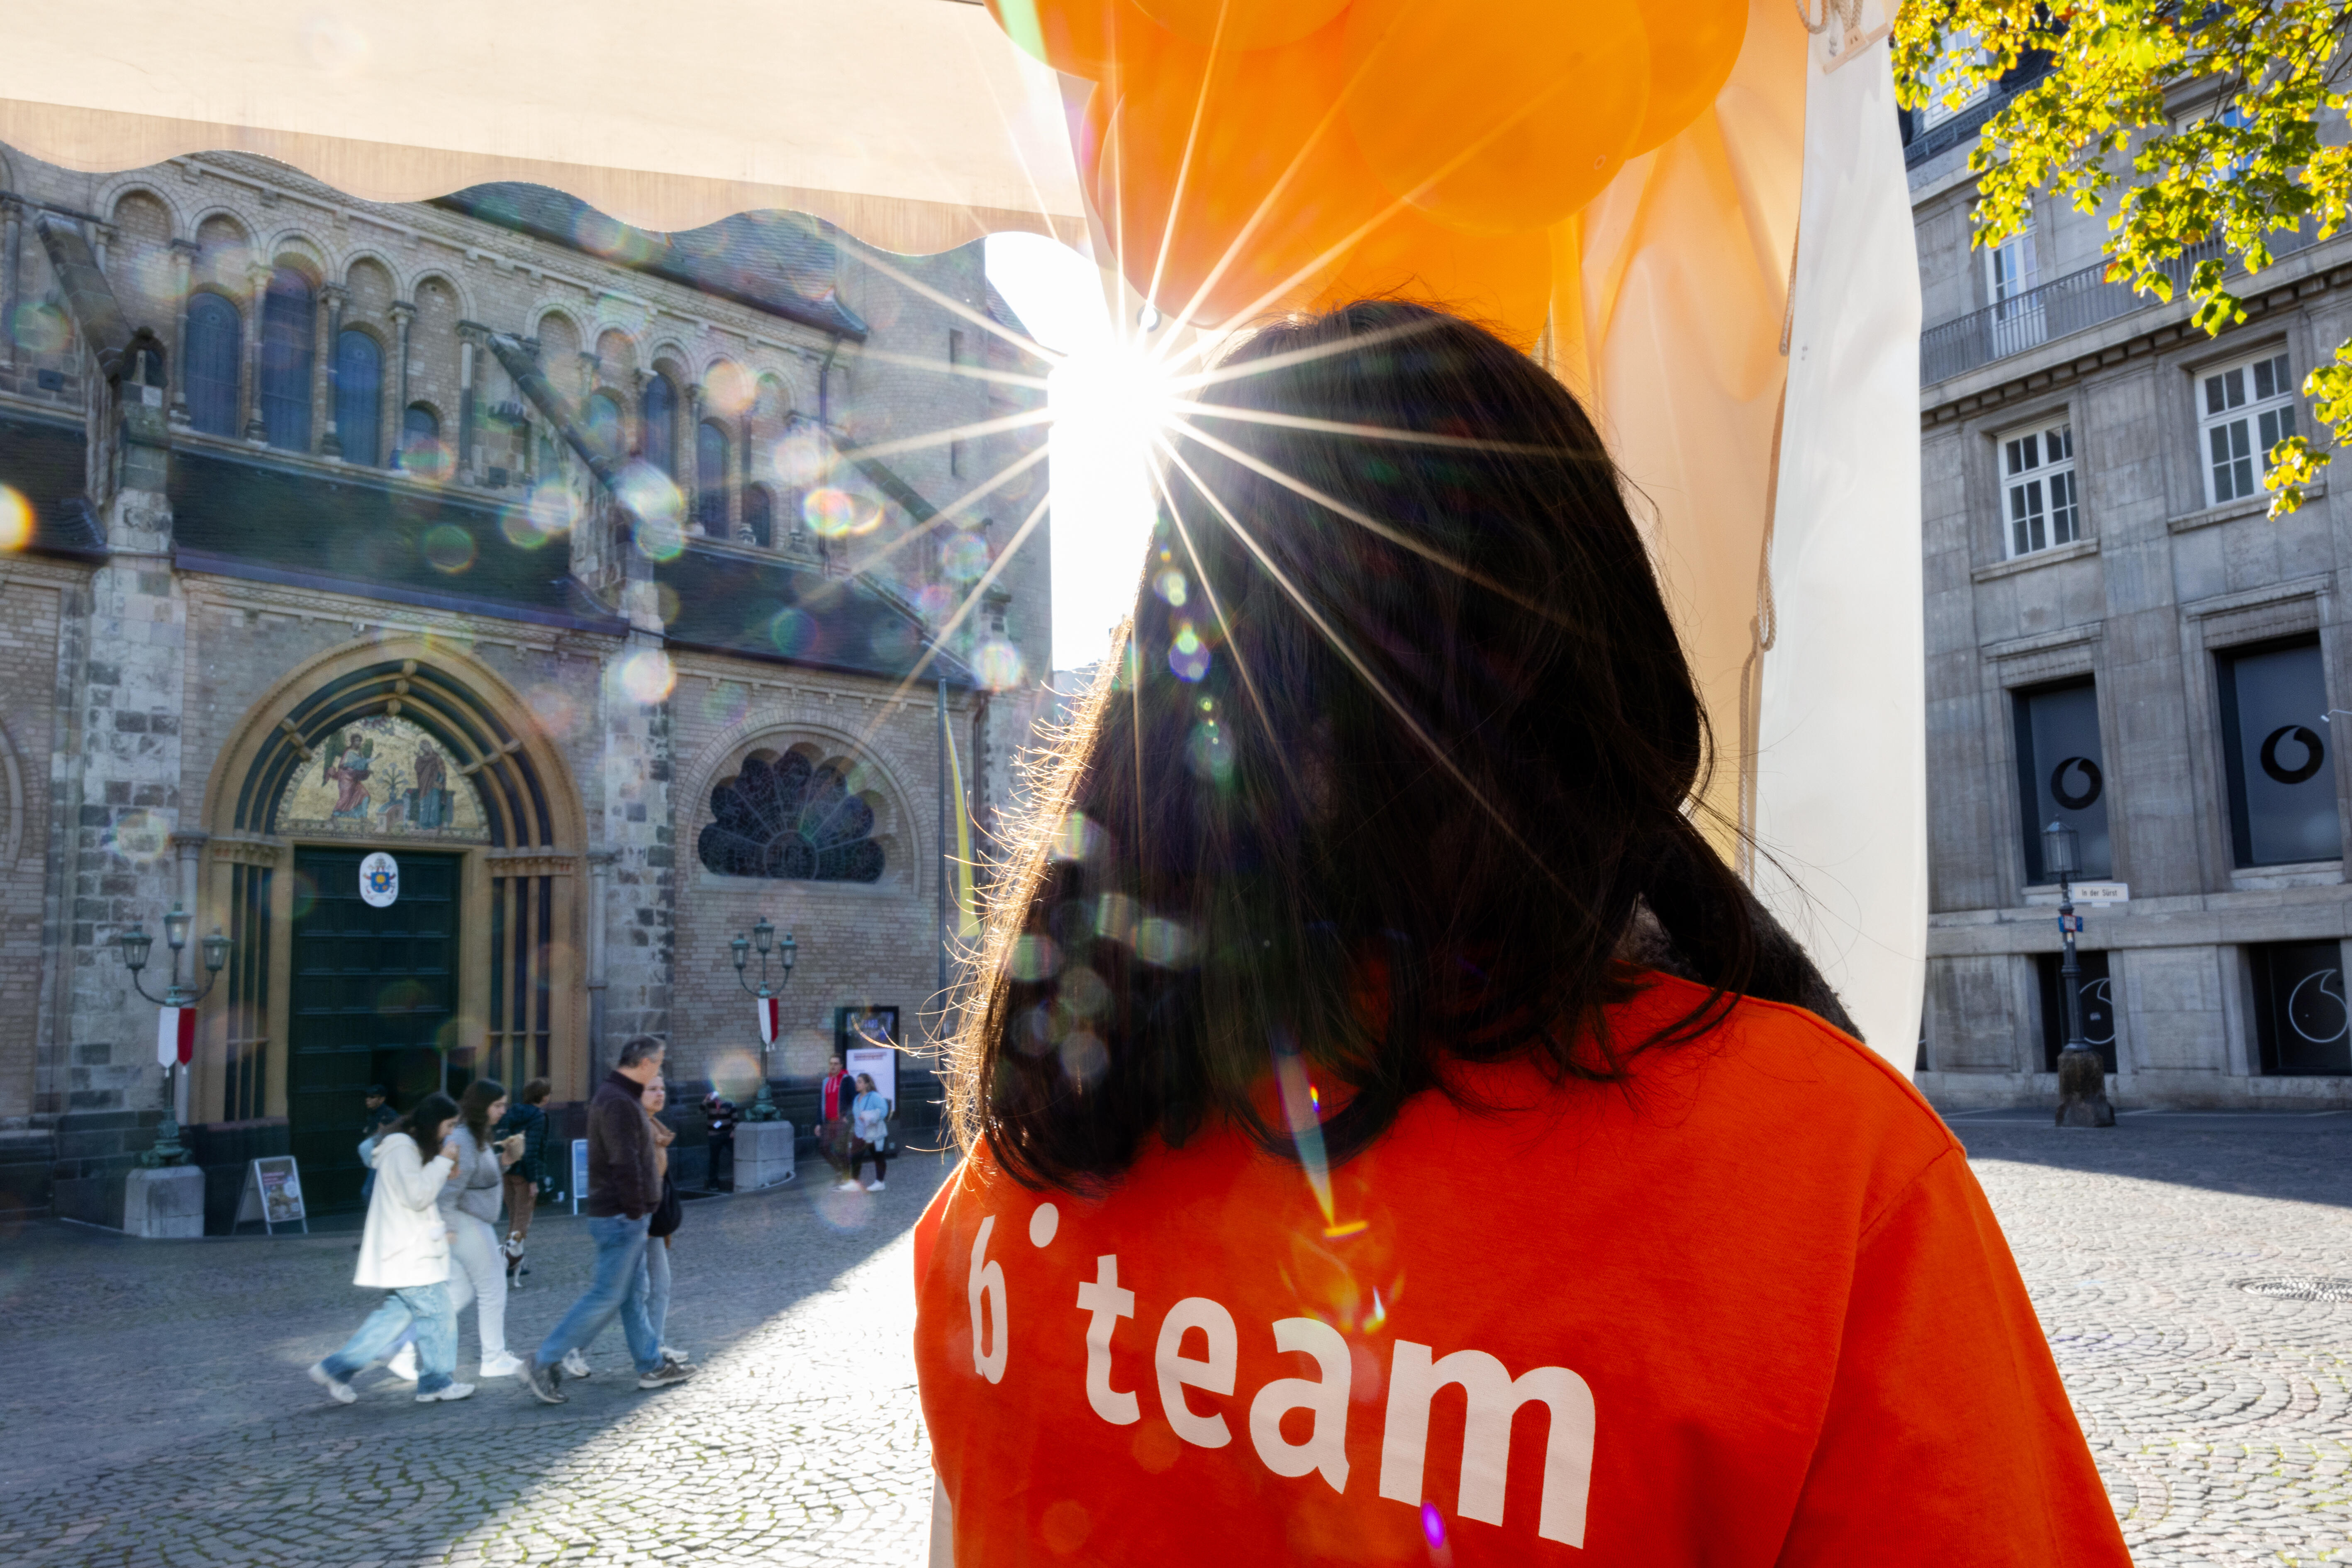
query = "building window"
xmin=2035 ymin=950 xmax=2115 ymax=1073
xmin=400 ymin=403 xmax=447 ymax=480
xmin=584 ymin=391 xmax=623 ymax=461
xmin=696 ymin=420 xmax=730 ymax=535
xmin=334 ymin=330 xmax=381 ymax=467
xmin=743 ymin=485 xmax=774 ymax=548
xmin=2001 ymin=420 xmax=2079 ymax=557
xmin=2013 ymin=678 xmax=2111 ymax=882
xmin=2201 ymin=349 xmax=2296 ymax=506
xmin=2249 ymin=939 xmax=2352 ymax=1074
xmin=1916 ymin=36 xmax=1989 ymax=130
xmin=697 ymin=752 xmax=886 ymax=883
xmin=258 ymin=267 xmax=315 ymax=451
xmin=184 ymin=291 xmax=241 ymax=437
xmin=2216 ymin=637 xmax=2340 ymax=867
xmin=641 ymin=375 xmax=677 ymax=475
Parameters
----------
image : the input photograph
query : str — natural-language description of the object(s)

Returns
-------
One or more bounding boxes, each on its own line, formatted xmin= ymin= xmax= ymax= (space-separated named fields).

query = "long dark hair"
xmin=388 ymin=1091 xmax=462 ymax=1151
xmin=953 ymin=301 xmax=1824 ymax=1193
xmin=458 ymin=1078 xmax=507 ymax=1147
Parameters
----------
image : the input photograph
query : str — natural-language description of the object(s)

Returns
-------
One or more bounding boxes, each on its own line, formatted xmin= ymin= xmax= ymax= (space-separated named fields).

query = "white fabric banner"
xmin=1752 ymin=4 xmax=1928 ymax=1071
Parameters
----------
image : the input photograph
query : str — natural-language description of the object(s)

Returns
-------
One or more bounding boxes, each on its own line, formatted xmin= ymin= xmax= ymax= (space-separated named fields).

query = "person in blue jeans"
xmin=521 ymin=1037 xmax=696 ymax=1403
xmin=310 ymin=1091 xmax=474 ymax=1406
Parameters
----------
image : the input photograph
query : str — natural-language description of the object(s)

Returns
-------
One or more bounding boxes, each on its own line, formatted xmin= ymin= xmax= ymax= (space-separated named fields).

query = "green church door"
xmin=287 ymin=847 xmax=461 ymax=1212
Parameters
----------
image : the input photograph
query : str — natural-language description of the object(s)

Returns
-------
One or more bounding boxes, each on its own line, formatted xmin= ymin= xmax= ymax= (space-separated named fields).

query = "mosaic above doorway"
xmin=273 ymin=713 xmax=490 ymax=844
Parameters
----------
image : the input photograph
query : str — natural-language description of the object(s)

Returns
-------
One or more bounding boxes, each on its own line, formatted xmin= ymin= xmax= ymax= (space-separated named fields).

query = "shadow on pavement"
xmin=1945 ymin=1110 xmax=2352 ymax=1210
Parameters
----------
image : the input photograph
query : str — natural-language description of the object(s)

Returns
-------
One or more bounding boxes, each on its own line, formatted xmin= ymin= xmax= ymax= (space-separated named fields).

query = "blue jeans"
xmin=322 ymin=1283 xmax=456 ymax=1394
xmin=535 ymin=1214 xmax=661 ymax=1376
xmin=634 ymin=1235 xmax=671 ymax=1347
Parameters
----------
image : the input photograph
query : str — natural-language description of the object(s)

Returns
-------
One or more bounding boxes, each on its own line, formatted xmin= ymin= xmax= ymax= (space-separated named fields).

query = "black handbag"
xmin=648 ymin=1172 xmax=682 ymax=1238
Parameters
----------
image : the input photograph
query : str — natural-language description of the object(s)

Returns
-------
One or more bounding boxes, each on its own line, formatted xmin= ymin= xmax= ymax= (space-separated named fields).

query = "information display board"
xmin=234 ymin=1156 xmax=309 ymax=1235
xmin=570 ymin=1137 xmax=589 ymax=1215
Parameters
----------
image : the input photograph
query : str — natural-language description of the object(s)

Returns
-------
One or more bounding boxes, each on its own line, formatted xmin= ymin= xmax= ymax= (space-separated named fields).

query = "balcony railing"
xmin=1920 ymin=225 xmax=2318 ymax=387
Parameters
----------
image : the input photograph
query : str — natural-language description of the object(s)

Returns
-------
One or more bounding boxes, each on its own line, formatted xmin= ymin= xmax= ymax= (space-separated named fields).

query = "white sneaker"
xmin=833 ymin=1179 xmax=859 ymax=1191
xmin=562 ymin=1349 xmax=592 ymax=1379
xmin=660 ymin=1344 xmax=691 ymax=1364
xmin=415 ymin=1382 xmax=475 ymax=1403
xmin=387 ymin=1345 xmax=419 ymax=1382
xmin=867 ymin=1179 xmax=886 ymax=1191
xmin=308 ymin=1362 xmax=357 ymax=1405
xmin=478 ymin=1351 xmax=525 ymax=1378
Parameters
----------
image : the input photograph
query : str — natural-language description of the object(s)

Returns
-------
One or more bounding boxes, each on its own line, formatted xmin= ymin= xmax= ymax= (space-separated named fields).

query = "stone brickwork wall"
xmin=0 ymin=567 xmax=71 ymax=1121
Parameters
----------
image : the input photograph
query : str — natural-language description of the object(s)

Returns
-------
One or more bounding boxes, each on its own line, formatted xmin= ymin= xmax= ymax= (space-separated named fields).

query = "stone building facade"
xmin=0 ymin=140 xmax=1057 ymax=1224
xmin=1908 ymin=84 xmax=2352 ymax=1108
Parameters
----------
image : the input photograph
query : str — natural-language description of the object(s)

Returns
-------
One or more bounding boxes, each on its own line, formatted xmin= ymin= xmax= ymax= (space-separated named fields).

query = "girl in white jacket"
xmin=309 ymin=1091 xmax=475 ymax=1405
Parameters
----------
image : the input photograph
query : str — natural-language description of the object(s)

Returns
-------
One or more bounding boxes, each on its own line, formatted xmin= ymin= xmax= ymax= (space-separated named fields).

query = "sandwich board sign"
xmin=569 ymin=1137 xmax=589 ymax=1215
xmin=235 ymin=1155 xmax=309 ymax=1235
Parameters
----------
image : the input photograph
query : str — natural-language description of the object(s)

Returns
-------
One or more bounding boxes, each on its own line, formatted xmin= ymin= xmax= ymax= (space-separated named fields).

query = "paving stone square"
xmin=0 ymin=1115 xmax=2347 ymax=1566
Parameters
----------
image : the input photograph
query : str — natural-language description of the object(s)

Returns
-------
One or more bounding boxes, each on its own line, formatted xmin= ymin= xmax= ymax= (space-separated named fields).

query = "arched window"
xmin=696 ymin=421 xmax=729 ymax=535
xmin=697 ymin=752 xmax=885 ymax=882
xmin=258 ymin=267 xmax=315 ymax=451
xmin=400 ymin=404 xmax=446 ymax=479
xmin=641 ymin=375 xmax=676 ymax=475
xmin=584 ymin=391 xmax=623 ymax=461
xmin=742 ymin=485 xmax=773 ymax=548
xmin=185 ymin=292 xmax=241 ymax=437
xmin=333 ymin=330 xmax=381 ymax=467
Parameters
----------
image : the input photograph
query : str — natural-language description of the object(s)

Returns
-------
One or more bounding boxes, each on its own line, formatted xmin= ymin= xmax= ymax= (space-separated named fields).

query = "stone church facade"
xmin=0 ymin=141 xmax=1057 ymax=1225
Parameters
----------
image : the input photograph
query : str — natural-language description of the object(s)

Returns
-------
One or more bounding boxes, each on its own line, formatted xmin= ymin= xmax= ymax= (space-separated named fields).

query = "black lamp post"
xmin=729 ymin=916 xmax=797 ymax=1122
xmin=2043 ymin=821 xmax=2114 ymax=1127
xmin=119 ymin=901 xmax=232 ymax=1166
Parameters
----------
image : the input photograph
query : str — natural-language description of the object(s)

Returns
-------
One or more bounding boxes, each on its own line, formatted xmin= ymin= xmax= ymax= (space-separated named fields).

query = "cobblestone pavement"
xmin=2 ymin=1117 xmax=2347 ymax=1566
xmin=0 ymin=1153 xmax=958 ymax=1568
xmin=1954 ymin=1111 xmax=2352 ymax=1567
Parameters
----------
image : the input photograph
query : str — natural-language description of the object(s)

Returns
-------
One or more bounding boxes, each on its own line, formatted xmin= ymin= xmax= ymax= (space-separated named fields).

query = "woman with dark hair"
xmin=310 ymin=1090 xmax=472 ymax=1406
xmin=912 ymin=303 xmax=2127 ymax=1565
xmin=438 ymin=1077 xmax=523 ymax=1378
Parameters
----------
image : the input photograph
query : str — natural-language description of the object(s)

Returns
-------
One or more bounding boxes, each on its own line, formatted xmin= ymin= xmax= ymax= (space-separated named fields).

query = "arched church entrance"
xmin=199 ymin=642 xmax=585 ymax=1211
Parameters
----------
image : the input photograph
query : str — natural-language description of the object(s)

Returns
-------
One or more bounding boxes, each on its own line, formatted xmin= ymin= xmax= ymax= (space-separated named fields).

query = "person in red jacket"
xmin=910 ymin=302 xmax=2133 ymax=1568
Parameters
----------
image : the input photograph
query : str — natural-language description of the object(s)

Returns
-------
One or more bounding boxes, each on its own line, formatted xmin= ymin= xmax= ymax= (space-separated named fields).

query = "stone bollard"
xmin=123 ymin=1165 xmax=206 ymax=1238
xmin=732 ymin=1120 xmax=797 ymax=1191
xmin=2054 ymin=1047 xmax=2116 ymax=1128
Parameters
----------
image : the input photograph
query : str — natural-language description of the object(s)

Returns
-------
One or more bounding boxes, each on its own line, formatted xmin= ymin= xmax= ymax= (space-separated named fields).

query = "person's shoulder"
xmin=1609 ymin=969 xmax=1961 ymax=1183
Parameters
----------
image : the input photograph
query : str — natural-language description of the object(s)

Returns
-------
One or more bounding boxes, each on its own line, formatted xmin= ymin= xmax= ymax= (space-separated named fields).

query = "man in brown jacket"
xmin=521 ymin=1036 xmax=697 ymax=1403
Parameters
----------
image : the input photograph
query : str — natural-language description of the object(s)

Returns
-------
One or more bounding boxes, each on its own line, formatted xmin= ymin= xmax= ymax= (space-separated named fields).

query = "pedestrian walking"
xmin=308 ymin=1090 xmax=473 ymax=1406
xmin=519 ymin=1036 xmax=695 ymax=1404
xmin=633 ymin=1074 xmax=689 ymax=1364
xmin=912 ymin=302 xmax=2135 ymax=1566
xmin=496 ymin=1076 xmax=553 ymax=1289
xmin=846 ymin=1072 xmax=890 ymax=1191
xmin=356 ymin=1084 xmax=398 ymax=1205
xmin=439 ymin=1077 xmax=524 ymax=1378
xmin=817 ymin=1053 xmax=855 ymax=1184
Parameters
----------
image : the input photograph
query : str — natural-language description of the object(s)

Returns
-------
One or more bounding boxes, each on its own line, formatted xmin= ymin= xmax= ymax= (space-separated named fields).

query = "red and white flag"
xmin=156 ymin=1006 xmax=195 ymax=1067
xmin=756 ymin=994 xmax=780 ymax=1045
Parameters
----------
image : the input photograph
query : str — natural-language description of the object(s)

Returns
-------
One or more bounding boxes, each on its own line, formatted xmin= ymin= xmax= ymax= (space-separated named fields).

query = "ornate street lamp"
xmin=118 ymin=901 xmax=231 ymax=1166
xmin=730 ymin=917 xmax=798 ymax=1122
xmin=2044 ymin=822 xmax=2114 ymax=1127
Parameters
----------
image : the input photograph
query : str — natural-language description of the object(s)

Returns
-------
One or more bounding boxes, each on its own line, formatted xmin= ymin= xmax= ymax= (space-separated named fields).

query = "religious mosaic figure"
xmin=411 ymin=742 xmax=451 ymax=830
xmin=322 ymin=732 xmax=375 ymax=819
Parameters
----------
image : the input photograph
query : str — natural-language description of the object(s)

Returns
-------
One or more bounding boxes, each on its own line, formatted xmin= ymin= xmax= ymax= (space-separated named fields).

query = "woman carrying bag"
xmin=847 ymin=1072 xmax=891 ymax=1191
xmin=309 ymin=1091 xmax=473 ymax=1406
xmin=636 ymin=1075 xmax=690 ymax=1368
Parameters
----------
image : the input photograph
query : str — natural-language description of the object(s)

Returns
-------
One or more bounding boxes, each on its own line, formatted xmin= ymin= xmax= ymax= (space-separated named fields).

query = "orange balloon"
xmin=1341 ymin=0 xmax=1651 ymax=235
xmin=1319 ymin=206 xmax=1553 ymax=348
xmin=1089 ymin=21 xmax=1390 ymax=326
xmin=1131 ymin=0 xmax=1353 ymax=51
xmin=985 ymin=0 xmax=1177 ymax=80
xmin=1628 ymin=0 xmax=1749 ymax=156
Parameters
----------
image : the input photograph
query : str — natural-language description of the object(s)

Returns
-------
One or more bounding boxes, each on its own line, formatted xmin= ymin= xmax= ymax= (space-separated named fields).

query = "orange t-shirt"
xmin=913 ymin=973 xmax=2130 ymax=1566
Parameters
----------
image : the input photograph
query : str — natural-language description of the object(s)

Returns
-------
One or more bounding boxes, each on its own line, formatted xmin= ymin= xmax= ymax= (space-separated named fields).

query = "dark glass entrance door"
xmin=288 ymin=847 xmax=460 ymax=1211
